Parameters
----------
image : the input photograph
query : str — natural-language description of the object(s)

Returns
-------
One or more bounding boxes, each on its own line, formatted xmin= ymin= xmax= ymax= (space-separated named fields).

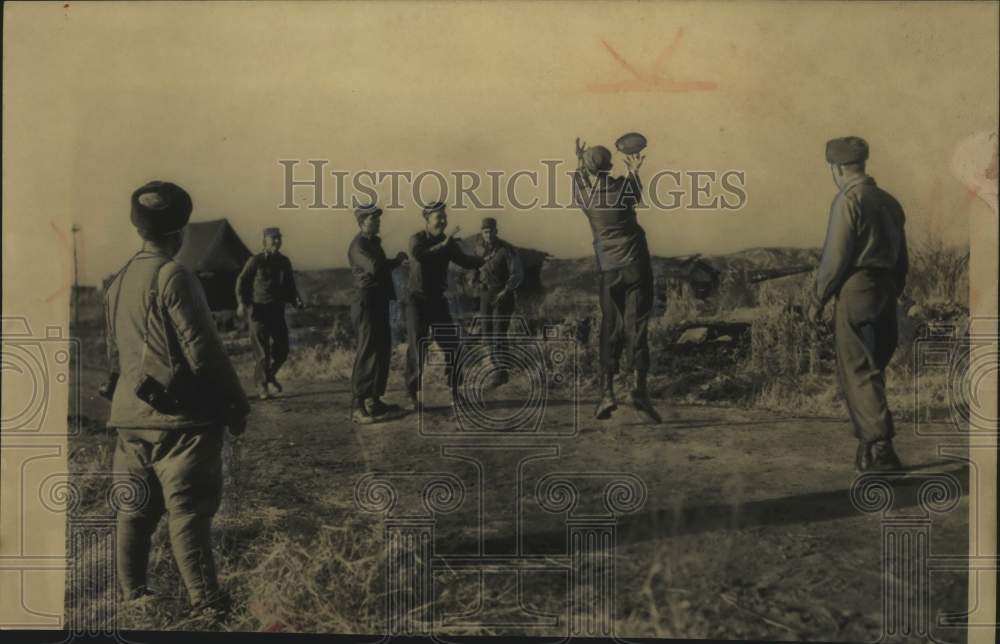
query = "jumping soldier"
xmin=811 ymin=136 xmax=909 ymax=472
xmin=235 ymin=227 xmax=305 ymax=400
xmin=103 ymin=181 xmax=250 ymax=616
xmin=572 ymin=138 xmax=662 ymax=423
xmin=348 ymin=202 xmax=408 ymax=424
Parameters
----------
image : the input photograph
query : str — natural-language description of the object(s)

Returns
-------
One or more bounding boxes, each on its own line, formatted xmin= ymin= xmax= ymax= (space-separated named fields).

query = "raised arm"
xmin=449 ymin=240 xmax=485 ymax=271
xmin=622 ymin=171 xmax=643 ymax=208
xmin=410 ymin=233 xmax=452 ymax=262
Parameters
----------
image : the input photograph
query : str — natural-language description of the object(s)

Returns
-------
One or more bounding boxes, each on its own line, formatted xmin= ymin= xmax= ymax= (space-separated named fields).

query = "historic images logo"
xmin=417 ymin=316 xmax=579 ymax=436
xmin=277 ymin=160 xmax=748 ymax=213
xmin=1 ymin=316 xmax=81 ymax=436
xmin=355 ymin=317 xmax=648 ymax=638
xmin=853 ymin=316 xmax=999 ymax=642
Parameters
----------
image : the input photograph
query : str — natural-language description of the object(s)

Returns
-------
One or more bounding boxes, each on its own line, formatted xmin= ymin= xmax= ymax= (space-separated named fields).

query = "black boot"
xmin=854 ymin=440 xmax=872 ymax=474
xmin=630 ymin=370 xmax=662 ymax=424
xmin=351 ymin=399 xmax=375 ymax=425
xmin=866 ymin=439 xmax=904 ymax=472
xmin=367 ymin=397 xmax=400 ymax=417
xmin=594 ymin=372 xmax=617 ymax=420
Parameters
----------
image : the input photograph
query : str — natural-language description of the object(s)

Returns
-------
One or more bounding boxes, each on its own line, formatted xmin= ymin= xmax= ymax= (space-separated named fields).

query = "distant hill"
xmin=85 ymin=245 xmax=822 ymax=327
xmin=293 ymin=245 xmax=822 ymax=322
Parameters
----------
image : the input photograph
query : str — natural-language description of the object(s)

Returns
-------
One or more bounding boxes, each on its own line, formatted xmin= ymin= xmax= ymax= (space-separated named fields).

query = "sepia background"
xmin=2 ymin=1 xmax=996 ymax=639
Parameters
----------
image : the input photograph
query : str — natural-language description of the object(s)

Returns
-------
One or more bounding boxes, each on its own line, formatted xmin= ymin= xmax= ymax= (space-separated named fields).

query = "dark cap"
xmin=421 ymin=201 xmax=447 ymax=218
xmin=355 ymin=203 xmax=383 ymax=224
xmin=130 ymin=181 xmax=192 ymax=240
xmin=262 ymin=227 xmax=282 ymax=238
xmin=481 ymin=217 xmax=497 ymax=230
xmin=583 ymin=145 xmax=613 ymax=173
xmin=826 ymin=137 xmax=869 ymax=164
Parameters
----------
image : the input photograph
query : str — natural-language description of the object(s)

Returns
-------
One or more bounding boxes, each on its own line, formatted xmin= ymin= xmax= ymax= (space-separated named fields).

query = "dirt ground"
xmin=70 ymin=361 xmax=971 ymax=642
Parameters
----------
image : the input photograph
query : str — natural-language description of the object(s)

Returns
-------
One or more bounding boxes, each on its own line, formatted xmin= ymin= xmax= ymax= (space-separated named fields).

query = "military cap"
xmin=355 ymin=202 xmax=383 ymax=223
xmin=481 ymin=217 xmax=497 ymax=230
xmin=583 ymin=145 xmax=613 ymax=174
xmin=130 ymin=181 xmax=192 ymax=239
xmin=826 ymin=137 xmax=869 ymax=164
xmin=421 ymin=201 xmax=447 ymax=218
xmin=262 ymin=227 xmax=282 ymax=238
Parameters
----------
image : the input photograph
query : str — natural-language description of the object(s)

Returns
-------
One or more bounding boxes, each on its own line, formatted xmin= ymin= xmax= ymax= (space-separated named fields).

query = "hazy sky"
xmin=4 ymin=1 xmax=998 ymax=285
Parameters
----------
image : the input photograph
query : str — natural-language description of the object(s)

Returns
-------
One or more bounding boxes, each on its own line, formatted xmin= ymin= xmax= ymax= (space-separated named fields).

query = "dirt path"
xmin=221 ymin=376 xmax=970 ymax=642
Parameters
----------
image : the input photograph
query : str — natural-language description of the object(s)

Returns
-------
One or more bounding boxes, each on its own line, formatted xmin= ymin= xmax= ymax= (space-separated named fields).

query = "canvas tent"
xmin=174 ymin=219 xmax=253 ymax=311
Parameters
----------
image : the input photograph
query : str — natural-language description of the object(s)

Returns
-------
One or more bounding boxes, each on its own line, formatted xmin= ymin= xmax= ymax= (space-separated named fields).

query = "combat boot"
xmin=854 ymin=440 xmax=872 ymax=473
xmin=594 ymin=372 xmax=617 ymax=420
xmin=267 ymin=376 xmax=283 ymax=394
xmin=866 ymin=439 xmax=904 ymax=472
xmin=367 ymin=397 xmax=400 ymax=417
xmin=630 ymin=370 xmax=662 ymax=424
xmin=188 ymin=589 xmax=232 ymax=626
xmin=351 ymin=399 xmax=375 ymax=425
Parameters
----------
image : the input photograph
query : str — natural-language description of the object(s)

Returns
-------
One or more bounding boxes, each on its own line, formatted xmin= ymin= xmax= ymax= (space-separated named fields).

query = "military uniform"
xmin=235 ymin=248 xmax=301 ymax=392
xmin=348 ymin=228 xmax=405 ymax=412
xmin=572 ymin=167 xmax=654 ymax=377
xmin=404 ymin=223 xmax=484 ymax=402
xmin=816 ymin=172 xmax=908 ymax=445
xmin=105 ymin=181 xmax=249 ymax=608
xmin=476 ymin=224 xmax=524 ymax=380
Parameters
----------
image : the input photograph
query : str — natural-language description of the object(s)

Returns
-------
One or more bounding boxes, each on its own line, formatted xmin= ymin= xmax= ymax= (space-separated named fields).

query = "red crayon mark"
xmin=50 ymin=221 xmax=71 ymax=250
xmin=44 ymin=284 xmax=69 ymax=304
xmin=586 ymin=28 xmax=717 ymax=94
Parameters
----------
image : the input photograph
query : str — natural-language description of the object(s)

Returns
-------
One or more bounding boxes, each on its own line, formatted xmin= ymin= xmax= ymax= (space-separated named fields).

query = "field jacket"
xmin=104 ymin=251 xmax=250 ymax=429
xmin=815 ymin=174 xmax=909 ymax=307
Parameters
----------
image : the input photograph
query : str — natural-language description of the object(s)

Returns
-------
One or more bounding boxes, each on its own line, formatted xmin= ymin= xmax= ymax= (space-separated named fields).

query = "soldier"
xmin=103 ymin=181 xmax=250 ymax=615
xmin=810 ymin=136 xmax=909 ymax=473
xmin=348 ymin=203 xmax=408 ymax=424
xmin=572 ymin=138 xmax=661 ymax=423
xmin=476 ymin=217 xmax=524 ymax=386
xmin=235 ymin=227 xmax=305 ymax=400
xmin=404 ymin=201 xmax=485 ymax=411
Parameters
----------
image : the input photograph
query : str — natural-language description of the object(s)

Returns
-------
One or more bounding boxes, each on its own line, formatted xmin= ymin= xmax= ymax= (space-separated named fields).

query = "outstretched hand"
xmin=624 ymin=152 xmax=645 ymax=173
xmin=575 ymin=137 xmax=587 ymax=160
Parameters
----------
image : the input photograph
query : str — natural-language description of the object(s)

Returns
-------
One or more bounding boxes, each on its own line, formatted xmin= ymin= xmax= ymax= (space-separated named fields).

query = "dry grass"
xmin=905 ymin=237 xmax=969 ymax=307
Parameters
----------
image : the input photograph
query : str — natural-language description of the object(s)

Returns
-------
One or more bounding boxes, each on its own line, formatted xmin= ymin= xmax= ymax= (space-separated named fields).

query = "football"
xmin=615 ymin=132 xmax=648 ymax=155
